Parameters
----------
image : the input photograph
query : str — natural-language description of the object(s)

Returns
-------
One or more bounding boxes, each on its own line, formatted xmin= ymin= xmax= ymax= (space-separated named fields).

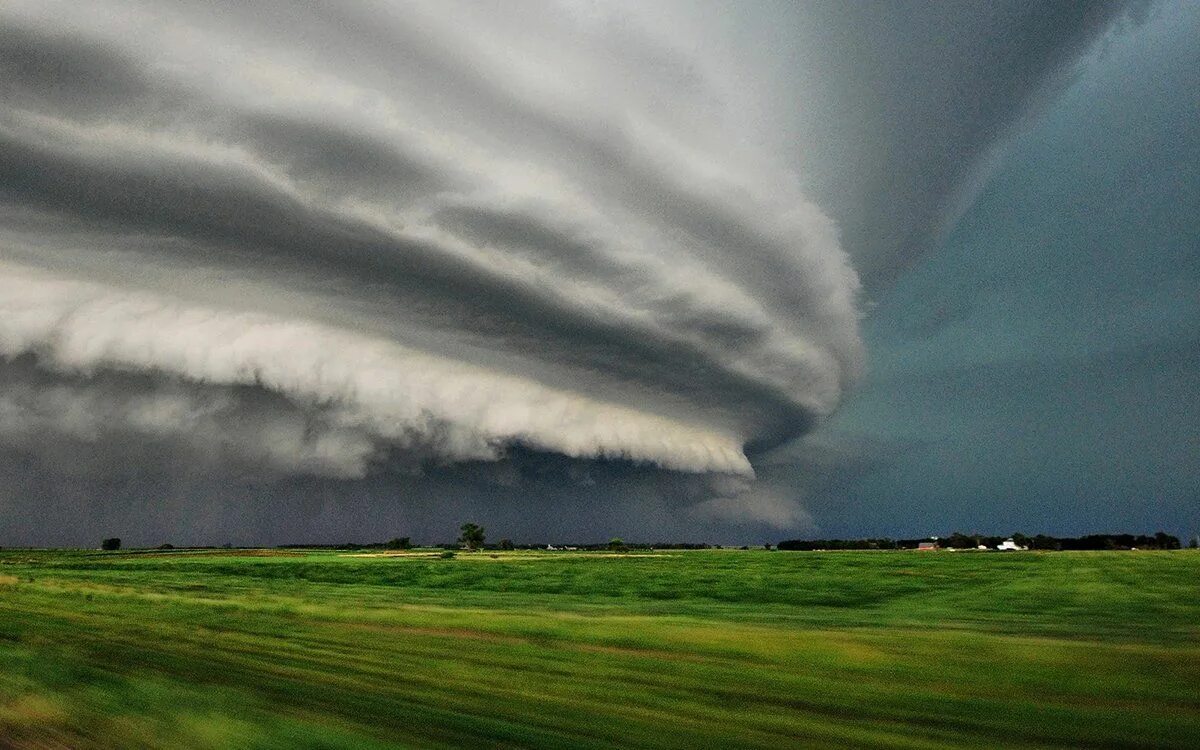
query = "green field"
xmin=0 ymin=548 xmax=1197 ymax=749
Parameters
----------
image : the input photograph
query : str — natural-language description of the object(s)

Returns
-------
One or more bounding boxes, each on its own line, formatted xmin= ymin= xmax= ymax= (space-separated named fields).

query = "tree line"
xmin=95 ymin=527 xmax=1196 ymax=552
xmin=778 ymin=531 xmax=1185 ymax=551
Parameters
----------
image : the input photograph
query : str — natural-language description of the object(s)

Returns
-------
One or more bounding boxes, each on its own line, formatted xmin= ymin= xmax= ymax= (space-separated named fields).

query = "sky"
xmin=0 ymin=0 xmax=1196 ymax=546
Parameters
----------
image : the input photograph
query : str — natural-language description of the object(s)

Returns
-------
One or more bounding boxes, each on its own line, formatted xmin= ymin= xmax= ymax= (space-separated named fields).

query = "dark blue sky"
xmin=799 ymin=1 xmax=1199 ymax=539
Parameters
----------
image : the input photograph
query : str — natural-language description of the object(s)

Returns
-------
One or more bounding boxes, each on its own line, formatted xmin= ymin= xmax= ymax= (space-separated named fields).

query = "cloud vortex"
xmin=0 ymin=0 xmax=863 ymax=481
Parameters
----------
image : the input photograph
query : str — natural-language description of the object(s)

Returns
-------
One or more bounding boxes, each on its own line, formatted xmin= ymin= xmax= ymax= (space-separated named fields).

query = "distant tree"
xmin=101 ymin=538 xmax=121 ymax=551
xmin=384 ymin=537 xmax=412 ymax=550
xmin=1153 ymin=531 xmax=1181 ymax=550
xmin=498 ymin=538 xmax=515 ymax=550
xmin=156 ymin=543 xmax=174 ymax=550
xmin=763 ymin=543 xmax=773 ymax=551
xmin=945 ymin=532 xmax=976 ymax=549
xmin=1031 ymin=534 xmax=1061 ymax=551
xmin=608 ymin=537 xmax=626 ymax=551
xmin=458 ymin=523 xmax=485 ymax=551
xmin=1190 ymin=536 xmax=1199 ymax=549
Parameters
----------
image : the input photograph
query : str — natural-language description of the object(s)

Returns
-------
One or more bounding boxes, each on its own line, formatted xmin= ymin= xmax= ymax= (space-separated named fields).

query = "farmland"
xmin=0 ymin=548 xmax=1197 ymax=748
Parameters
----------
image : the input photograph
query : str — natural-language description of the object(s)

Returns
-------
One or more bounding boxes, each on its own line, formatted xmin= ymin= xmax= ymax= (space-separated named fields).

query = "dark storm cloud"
xmin=0 ymin=357 xmax=383 ymax=479
xmin=0 ymin=0 xmax=872 ymax=485
xmin=0 ymin=0 xmax=1161 ymax=541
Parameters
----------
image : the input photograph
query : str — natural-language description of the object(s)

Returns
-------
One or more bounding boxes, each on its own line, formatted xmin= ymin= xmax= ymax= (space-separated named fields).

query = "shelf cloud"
xmin=0 ymin=0 xmax=1152 ymax=541
xmin=0 ymin=0 xmax=863 ymax=485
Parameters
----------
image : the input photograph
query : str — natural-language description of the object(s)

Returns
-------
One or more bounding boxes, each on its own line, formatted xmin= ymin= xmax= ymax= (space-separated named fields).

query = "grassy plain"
xmin=0 ymin=548 xmax=1196 ymax=749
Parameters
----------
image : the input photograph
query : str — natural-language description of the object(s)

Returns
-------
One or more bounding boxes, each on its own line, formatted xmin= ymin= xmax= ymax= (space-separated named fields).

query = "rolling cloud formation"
xmin=0 ymin=1 xmax=1155 ymax=540
xmin=0 ymin=0 xmax=864 ymax=481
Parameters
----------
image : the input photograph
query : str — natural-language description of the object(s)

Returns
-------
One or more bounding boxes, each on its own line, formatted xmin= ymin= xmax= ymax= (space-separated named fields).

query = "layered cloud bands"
xmin=0 ymin=1 xmax=863 ymax=480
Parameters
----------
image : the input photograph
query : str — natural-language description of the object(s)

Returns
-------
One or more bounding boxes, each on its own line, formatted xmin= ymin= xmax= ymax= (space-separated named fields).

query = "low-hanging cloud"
xmin=0 ymin=357 xmax=381 ymax=479
xmin=0 ymin=0 xmax=864 ymax=486
xmin=0 ymin=263 xmax=753 ymax=474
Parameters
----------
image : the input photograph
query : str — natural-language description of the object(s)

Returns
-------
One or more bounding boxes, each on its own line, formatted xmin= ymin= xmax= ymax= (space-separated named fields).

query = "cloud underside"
xmin=0 ymin=0 xmax=866 ymax=484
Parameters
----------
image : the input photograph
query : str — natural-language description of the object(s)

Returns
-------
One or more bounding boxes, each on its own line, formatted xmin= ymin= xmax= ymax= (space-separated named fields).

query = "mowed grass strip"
xmin=0 ymin=549 xmax=1197 ymax=748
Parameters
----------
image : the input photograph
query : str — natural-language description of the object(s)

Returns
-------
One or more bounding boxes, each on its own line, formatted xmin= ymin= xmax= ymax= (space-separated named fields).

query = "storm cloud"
xmin=0 ymin=1 xmax=1161 ymax=543
xmin=0 ymin=0 xmax=866 ymax=476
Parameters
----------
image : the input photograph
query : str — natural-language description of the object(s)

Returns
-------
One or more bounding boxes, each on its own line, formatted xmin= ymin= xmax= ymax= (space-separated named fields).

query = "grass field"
xmin=0 ymin=548 xmax=1196 ymax=749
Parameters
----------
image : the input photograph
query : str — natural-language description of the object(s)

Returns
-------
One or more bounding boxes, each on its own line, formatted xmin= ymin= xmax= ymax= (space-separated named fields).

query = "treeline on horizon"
xmin=277 ymin=532 xmax=1190 ymax=552
xmin=29 ymin=531 xmax=1193 ymax=553
xmin=777 ymin=532 xmax=1187 ymax=551
xmin=276 ymin=539 xmax=730 ymax=552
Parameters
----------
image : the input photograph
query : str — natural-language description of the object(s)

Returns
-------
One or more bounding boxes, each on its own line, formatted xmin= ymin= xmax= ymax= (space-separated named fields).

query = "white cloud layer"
xmin=0 ymin=263 xmax=753 ymax=475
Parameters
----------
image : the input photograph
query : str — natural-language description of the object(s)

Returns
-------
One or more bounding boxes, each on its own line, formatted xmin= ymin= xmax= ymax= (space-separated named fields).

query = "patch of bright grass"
xmin=0 ymin=548 xmax=1197 ymax=748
